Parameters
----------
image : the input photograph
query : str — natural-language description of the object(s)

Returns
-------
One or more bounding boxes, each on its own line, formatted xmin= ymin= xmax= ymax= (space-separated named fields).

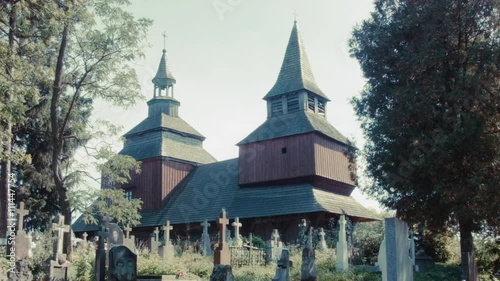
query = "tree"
xmin=2 ymin=0 xmax=151 ymax=258
xmin=349 ymin=0 xmax=499 ymax=280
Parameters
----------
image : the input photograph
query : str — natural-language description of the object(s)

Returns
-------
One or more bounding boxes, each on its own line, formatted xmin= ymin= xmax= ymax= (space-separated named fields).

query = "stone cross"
xmin=201 ymin=219 xmax=210 ymax=233
xmin=336 ymin=215 xmax=349 ymax=271
xmin=307 ymin=227 xmax=314 ymax=249
xmin=214 ymin=209 xmax=231 ymax=265
xmin=318 ymin=227 xmax=328 ymax=250
xmin=52 ymin=215 xmax=70 ymax=257
xmin=232 ymin=217 xmax=242 ymax=239
xmin=272 ymin=229 xmax=280 ymax=246
xmin=124 ymin=224 xmax=132 ymax=239
xmin=162 ymin=220 xmax=173 ymax=244
xmin=218 ymin=210 xmax=229 ymax=244
xmin=16 ymin=202 xmax=29 ymax=232
xmin=82 ymin=232 xmax=88 ymax=242
xmin=154 ymin=227 xmax=159 ymax=241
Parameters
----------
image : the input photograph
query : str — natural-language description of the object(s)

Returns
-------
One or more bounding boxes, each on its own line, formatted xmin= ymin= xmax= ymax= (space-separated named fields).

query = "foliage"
xmin=352 ymin=221 xmax=384 ymax=265
xmin=26 ymin=230 xmax=55 ymax=280
xmin=71 ymin=246 xmax=95 ymax=281
xmin=414 ymin=263 xmax=461 ymax=281
xmin=82 ymin=188 xmax=143 ymax=226
xmin=350 ymin=0 xmax=499 ymax=278
xmin=475 ymin=236 xmax=500 ymax=279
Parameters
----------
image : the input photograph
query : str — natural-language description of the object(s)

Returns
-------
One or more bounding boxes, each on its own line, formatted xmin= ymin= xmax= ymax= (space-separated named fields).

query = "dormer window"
xmin=318 ymin=98 xmax=326 ymax=116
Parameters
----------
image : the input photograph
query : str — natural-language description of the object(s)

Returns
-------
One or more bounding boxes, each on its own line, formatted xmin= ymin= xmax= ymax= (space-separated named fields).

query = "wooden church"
xmin=73 ymin=21 xmax=378 ymax=242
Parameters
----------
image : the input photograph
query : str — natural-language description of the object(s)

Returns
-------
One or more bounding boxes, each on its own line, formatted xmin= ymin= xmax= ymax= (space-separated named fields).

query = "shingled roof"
xmin=264 ymin=21 xmax=329 ymax=101
xmin=147 ymin=158 xmax=378 ymax=226
xmin=237 ymin=110 xmax=350 ymax=145
xmin=152 ymin=49 xmax=176 ymax=86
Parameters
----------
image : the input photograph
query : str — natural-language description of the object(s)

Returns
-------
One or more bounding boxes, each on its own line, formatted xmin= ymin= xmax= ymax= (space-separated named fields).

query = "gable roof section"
xmin=237 ymin=110 xmax=349 ymax=145
xmin=264 ymin=21 xmax=329 ymax=101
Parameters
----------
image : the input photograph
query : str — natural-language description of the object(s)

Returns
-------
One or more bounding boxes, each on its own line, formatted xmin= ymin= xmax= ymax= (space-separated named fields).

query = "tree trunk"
xmin=459 ymin=219 xmax=479 ymax=281
xmin=1 ymin=0 xmax=17 ymax=244
xmin=51 ymin=22 xmax=72 ymax=260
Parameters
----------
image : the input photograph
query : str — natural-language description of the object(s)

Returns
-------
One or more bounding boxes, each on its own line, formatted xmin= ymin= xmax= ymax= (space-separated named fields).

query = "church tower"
xmin=238 ymin=21 xmax=356 ymax=195
xmin=119 ymin=48 xmax=216 ymax=210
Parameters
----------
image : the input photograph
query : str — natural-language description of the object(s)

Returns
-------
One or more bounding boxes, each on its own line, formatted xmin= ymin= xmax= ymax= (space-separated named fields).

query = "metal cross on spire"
xmin=293 ymin=9 xmax=298 ymax=23
xmin=162 ymin=32 xmax=167 ymax=50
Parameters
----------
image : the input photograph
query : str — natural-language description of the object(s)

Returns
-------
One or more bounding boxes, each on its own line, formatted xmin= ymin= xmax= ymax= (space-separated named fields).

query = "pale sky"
xmin=92 ymin=0 xmax=381 ymax=210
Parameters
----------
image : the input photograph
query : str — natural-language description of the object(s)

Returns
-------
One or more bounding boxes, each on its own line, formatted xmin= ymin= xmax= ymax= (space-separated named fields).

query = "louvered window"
xmin=271 ymin=97 xmax=283 ymax=116
xmin=287 ymin=93 xmax=299 ymax=113
xmin=318 ymin=98 xmax=326 ymax=116
xmin=307 ymin=94 xmax=315 ymax=111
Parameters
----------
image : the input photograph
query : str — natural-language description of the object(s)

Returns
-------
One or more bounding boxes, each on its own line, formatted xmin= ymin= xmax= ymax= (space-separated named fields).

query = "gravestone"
xmin=267 ymin=229 xmax=283 ymax=262
xmin=380 ymin=217 xmax=413 ymax=281
xmin=301 ymin=227 xmax=317 ymax=281
xmin=123 ymin=224 xmax=137 ymax=253
xmin=7 ymin=202 xmax=33 ymax=281
xmin=81 ymin=232 xmax=89 ymax=249
xmin=109 ymin=245 xmax=137 ymax=281
xmin=272 ymin=249 xmax=293 ymax=281
xmin=209 ymin=265 xmax=234 ymax=281
xmin=298 ymin=219 xmax=308 ymax=246
xmin=108 ymin=223 xmax=125 ymax=248
xmin=149 ymin=227 xmax=160 ymax=254
xmin=48 ymin=215 xmax=70 ymax=281
xmin=213 ymin=210 xmax=230 ymax=265
xmin=159 ymin=220 xmax=174 ymax=261
xmin=318 ymin=228 xmax=328 ymax=251
xmin=210 ymin=209 xmax=234 ymax=281
xmin=200 ymin=219 xmax=212 ymax=256
xmin=231 ymin=217 xmax=242 ymax=247
xmin=336 ymin=215 xmax=349 ymax=271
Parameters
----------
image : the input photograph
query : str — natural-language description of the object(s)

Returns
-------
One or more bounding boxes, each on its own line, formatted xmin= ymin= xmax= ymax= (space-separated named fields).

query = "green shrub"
xmin=28 ymin=230 xmax=55 ymax=280
xmin=476 ymin=236 xmax=500 ymax=280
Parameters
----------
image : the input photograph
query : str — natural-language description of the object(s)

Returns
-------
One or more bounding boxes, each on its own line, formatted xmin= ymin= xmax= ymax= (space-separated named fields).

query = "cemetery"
xmin=0 ymin=1 xmax=497 ymax=281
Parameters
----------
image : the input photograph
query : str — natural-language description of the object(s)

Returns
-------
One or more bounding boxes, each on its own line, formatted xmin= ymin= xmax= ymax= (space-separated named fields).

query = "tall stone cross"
xmin=52 ymin=215 xmax=70 ymax=256
xmin=232 ymin=217 xmax=242 ymax=239
xmin=272 ymin=229 xmax=280 ymax=246
xmin=162 ymin=220 xmax=173 ymax=244
xmin=16 ymin=202 xmax=29 ymax=232
xmin=201 ymin=219 xmax=210 ymax=233
xmin=218 ymin=210 xmax=229 ymax=245
xmin=214 ymin=209 xmax=231 ymax=265
xmin=336 ymin=215 xmax=349 ymax=271
xmin=124 ymin=224 xmax=132 ymax=239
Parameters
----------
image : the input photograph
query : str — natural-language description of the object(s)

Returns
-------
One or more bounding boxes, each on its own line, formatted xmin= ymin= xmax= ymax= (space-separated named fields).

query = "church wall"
xmin=238 ymin=133 xmax=315 ymax=185
xmin=313 ymin=134 xmax=355 ymax=186
xmin=161 ymin=160 xmax=194 ymax=205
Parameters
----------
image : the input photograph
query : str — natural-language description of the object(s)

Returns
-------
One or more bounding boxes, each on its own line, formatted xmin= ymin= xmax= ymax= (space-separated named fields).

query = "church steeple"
xmin=152 ymin=48 xmax=176 ymax=98
xmin=148 ymin=48 xmax=180 ymax=118
xmin=264 ymin=21 xmax=330 ymax=118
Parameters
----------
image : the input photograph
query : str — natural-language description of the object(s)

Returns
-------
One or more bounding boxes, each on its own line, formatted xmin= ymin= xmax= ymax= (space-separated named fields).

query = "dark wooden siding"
xmin=161 ymin=160 xmax=193 ymax=205
xmin=127 ymin=158 xmax=162 ymax=210
xmin=238 ymin=134 xmax=315 ymax=185
xmin=313 ymin=134 xmax=355 ymax=186
xmin=126 ymin=158 xmax=193 ymax=210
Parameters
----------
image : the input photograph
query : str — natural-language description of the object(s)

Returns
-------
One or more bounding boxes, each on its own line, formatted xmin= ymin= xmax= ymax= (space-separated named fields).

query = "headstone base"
xmin=415 ymin=255 xmax=434 ymax=271
xmin=210 ymin=264 xmax=234 ymax=281
xmin=7 ymin=260 xmax=33 ymax=281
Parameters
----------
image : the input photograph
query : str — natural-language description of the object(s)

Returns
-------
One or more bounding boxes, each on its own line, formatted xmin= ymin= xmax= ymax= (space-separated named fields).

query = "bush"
xmin=476 ymin=236 xmax=500 ymax=280
xmin=351 ymin=221 xmax=384 ymax=265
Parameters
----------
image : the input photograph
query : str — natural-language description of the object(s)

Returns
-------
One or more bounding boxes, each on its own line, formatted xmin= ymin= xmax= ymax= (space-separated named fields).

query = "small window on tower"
xmin=281 ymin=147 xmax=287 ymax=154
xmin=271 ymin=97 xmax=283 ymax=117
xmin=318 ymin=98 xmax=326 ymax=116
xmin=125 ymin=190 xmax=133 ymax=201
xmin=307 ymin=94 xmax=315 ymax=111
xmin=287 ymin=93 xmax=299 ymax=113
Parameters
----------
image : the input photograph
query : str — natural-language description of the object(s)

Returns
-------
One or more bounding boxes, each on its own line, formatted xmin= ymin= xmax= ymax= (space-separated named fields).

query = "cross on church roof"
xmin=162 ymin=31 xmax=167 ymax=50
xmin=16 ymin=202 xmax=29 ymax=232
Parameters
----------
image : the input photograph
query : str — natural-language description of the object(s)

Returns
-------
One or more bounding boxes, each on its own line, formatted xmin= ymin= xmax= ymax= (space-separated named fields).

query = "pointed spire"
xmin=152 ymin=49 xmax=176 ymax=86
xmin=264 ymin=21 xmax=329 ymax=101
